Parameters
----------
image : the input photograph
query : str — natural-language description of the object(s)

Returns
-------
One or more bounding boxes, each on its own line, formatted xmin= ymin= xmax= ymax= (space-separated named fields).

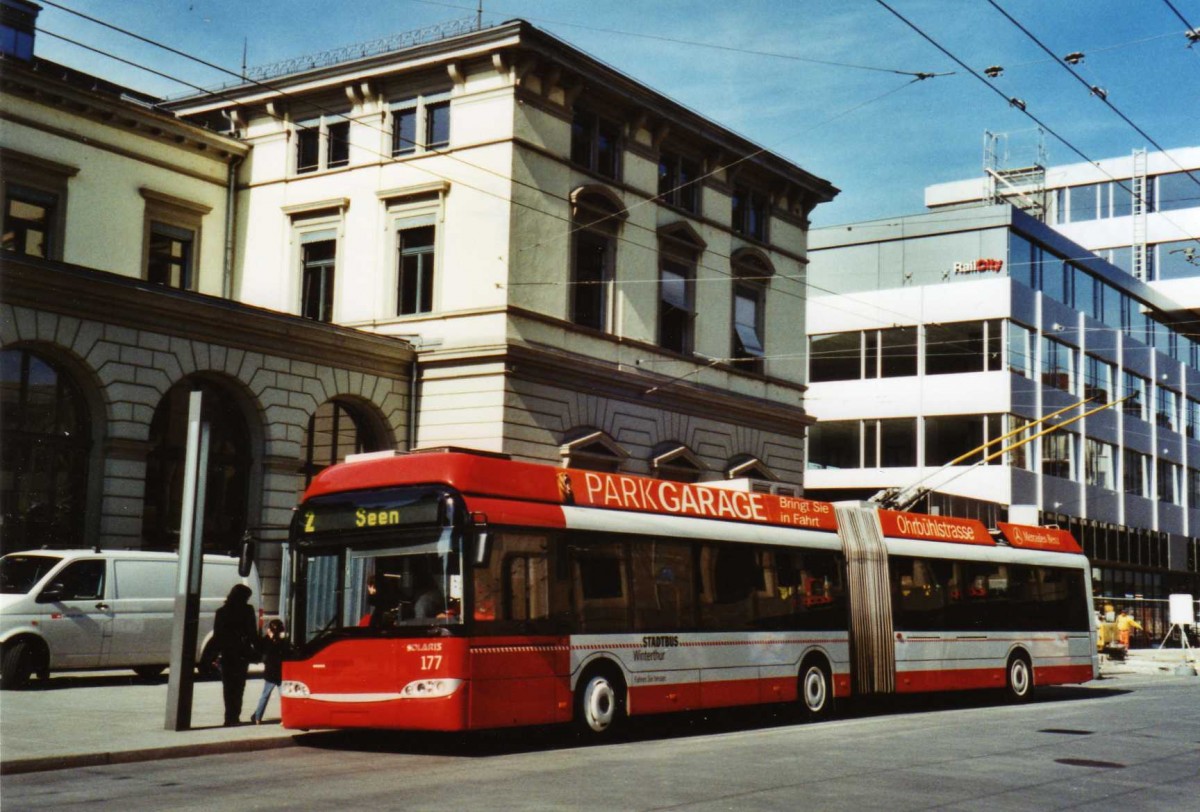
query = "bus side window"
xmin=571 ymin=537 xmax=629 ymax=633
xmin=698 ymin=544 xmax=755 ymax=631
xmin=473 ymin=532 xmax=558 ymax=629
xmin=892 ymin=556 xmax=947 ymax=630
xmin=506 ymin=555 xmax=549 ymax=621
xmin=631 ymin=539 xmax=694 ymax=631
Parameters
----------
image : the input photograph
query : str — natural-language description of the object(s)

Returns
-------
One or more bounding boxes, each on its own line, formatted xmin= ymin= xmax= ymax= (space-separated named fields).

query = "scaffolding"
xmin=983 ymin=129 xmax=1047 ymax=221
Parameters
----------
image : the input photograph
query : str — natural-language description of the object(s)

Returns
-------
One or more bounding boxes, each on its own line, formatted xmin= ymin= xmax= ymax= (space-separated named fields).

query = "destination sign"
xmin=299 ymin=492 xmax=441 ymax=535
xmin=879 ymin=510 xmax=994 ymax=545
xmin=996 ymin=522 xmax=1082 ymax=554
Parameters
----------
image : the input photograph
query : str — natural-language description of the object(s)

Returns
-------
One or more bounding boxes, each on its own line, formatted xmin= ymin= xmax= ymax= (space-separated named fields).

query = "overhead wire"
xmin=39 ymin=2 xmax=964 ymax=348
xmin=36 ymin=3 xmax=1200 ymax=375
xmin=38 ymin=0 xmax=934 ymax=315
xmin=984 ymin=0 xmax=1200 ymax=193
xmin=872 ymin=0 xmax=1200 ymax=252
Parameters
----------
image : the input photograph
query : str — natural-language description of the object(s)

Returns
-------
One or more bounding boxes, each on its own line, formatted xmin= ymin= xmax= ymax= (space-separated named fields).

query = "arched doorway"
xmin=0 ymin=347 xmax=92 ymax=553
xmin=142 ymin=379 xmax=252 ymax=554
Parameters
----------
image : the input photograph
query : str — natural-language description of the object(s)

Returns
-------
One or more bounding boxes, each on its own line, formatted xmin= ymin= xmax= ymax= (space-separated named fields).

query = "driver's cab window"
xmin=43 ymin=559 xmax=105 ymax=601
xmin=348 ymin=537 xmax=462 ymax=629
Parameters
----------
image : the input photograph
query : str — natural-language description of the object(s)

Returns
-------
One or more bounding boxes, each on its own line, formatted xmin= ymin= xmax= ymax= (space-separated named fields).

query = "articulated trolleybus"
xmin=280 ymin=449 xmax=1097 ymax=737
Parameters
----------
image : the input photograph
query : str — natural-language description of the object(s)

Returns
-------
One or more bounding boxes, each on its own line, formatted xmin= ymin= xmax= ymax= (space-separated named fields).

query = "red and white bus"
xmin=279 ymin=448 xmax=1097 ymax=736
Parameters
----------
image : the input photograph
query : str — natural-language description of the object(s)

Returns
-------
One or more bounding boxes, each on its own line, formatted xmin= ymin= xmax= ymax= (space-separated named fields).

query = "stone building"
xmin=3 ymin=11 xmax=838 ymax=610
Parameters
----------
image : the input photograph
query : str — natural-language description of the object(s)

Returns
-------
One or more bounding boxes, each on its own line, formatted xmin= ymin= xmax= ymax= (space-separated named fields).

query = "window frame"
xmin=570 ymin=108 xmax=622 ymax=180
xmin=140 ymin=188 xmax=210 ymax=292
xmin=657 ymin=150 xmax=701 ymax=214
xmin=294 ymin=111 xmax=353 ymax=175
xmin=290 ymin=209 xmax=344 ymax=323
xmin=1 ymin=150 xmax=76 ymax=262
xmin=389 ymin=91 xmax=452 ymax=157
xmin=731 ymin=186 xmax=769 ymax=242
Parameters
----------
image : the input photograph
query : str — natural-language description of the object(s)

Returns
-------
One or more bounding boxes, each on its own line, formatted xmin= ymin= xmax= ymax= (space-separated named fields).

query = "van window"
xmin=114 ymin=560 xmax=175 ymax=599
xmin=0 ymin=554 xmax=61 ymax=594
xmin=46 ymin=560 xmax=105 ymax=601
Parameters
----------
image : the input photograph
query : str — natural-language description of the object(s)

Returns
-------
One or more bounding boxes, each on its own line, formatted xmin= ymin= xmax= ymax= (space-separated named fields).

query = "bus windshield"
xmin=291 ymin=488 xmax=465 ymax=644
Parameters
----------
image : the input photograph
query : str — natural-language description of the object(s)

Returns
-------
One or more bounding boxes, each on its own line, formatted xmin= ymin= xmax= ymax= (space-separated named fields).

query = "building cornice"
xmin=1 ymin=256 xmax=414 ymax=376
xmin=1 ymin=60 xmax=247 ymax=161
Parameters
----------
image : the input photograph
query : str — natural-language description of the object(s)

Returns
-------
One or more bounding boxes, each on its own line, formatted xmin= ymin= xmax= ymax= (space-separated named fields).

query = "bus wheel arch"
xmin=573 ymin=659 xmax=627 ymax=738
xmin=798 ymin=652 xmax=835 ymax=720
xmin=1004 ymin=649 xmax=1034 ymax=702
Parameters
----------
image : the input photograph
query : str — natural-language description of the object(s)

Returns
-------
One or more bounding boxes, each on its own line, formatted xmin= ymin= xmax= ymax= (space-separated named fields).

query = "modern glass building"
xmin=805 ymin=204 xmax=1200 ymax=640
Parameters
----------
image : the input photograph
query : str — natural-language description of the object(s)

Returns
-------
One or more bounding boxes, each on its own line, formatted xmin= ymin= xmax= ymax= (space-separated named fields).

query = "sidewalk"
xmin=1099 ymin=645 xmax=1199 ymax=677
xmin=0 ymin=669 xmax=295 ymax=775
xmin=2 ymin=652 xmax=1194 ymax=775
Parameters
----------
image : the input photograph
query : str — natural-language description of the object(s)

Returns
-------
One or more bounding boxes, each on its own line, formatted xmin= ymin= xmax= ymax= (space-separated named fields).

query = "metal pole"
xmin=165 ymin=391 xmax=210 ymax=731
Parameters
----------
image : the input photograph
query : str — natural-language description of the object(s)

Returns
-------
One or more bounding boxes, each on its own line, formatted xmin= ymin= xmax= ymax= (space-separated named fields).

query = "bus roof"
xmin=304 ymin=449 xmax=1081 ymax=554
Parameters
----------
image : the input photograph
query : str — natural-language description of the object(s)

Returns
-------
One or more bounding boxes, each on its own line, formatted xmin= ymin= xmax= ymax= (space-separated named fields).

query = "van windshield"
xmin=0 ymin=554 xmax=62 ymax=594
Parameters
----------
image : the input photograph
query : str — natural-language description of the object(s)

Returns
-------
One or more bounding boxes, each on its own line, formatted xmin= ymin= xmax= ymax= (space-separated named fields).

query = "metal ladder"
xmin=1131 ymin=148 xmax=1148 ymax=281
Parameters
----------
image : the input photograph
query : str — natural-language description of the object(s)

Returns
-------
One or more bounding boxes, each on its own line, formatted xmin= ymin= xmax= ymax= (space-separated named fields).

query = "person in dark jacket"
xmin=212 ymin=583 xmax=257 ymax=726
xmin=250 ymin=618 xmax=289 ymax=725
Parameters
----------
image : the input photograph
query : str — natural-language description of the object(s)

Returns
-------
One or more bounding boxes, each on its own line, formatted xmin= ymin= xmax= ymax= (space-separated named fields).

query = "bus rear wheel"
xmin=1005 ymin=653 xmax=1033 ymax=703
xmin=574 ymin=667 xmax=626 ymax=739
xmin=799 ymin=658 xmax=834 ymax=720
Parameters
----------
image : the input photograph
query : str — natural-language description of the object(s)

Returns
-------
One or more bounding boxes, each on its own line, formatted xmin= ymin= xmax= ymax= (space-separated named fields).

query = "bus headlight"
xmin=400 ymin=678 xmax=463 ymax=699
xmin=281 ymin=680 xmax=310 ymax=698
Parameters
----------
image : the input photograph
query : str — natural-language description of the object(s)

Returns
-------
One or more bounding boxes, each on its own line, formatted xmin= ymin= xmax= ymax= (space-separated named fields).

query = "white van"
xmin=0 ymin=549 xmax=259 ymax=689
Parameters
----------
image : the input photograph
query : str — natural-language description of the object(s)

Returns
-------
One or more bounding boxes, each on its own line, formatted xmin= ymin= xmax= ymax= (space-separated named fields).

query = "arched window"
xmin=658 ymin=223 xmax=705 ymax=355
xmin=570 ymin=187 xmax=626 ymax=332
xmin=731 ymin=249 xmax=774 ymax=375
xmin=143 ymin=379 xmax=251 ymax=555
xmin=300 ymin=398 xmax=387 ymax=487
xmin=0 ymin=348 xmax=91 ymax=552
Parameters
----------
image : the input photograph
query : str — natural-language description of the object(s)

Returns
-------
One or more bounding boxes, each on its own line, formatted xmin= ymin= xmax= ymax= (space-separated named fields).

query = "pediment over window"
xmin=726 ymin=454 xmax=776 ymax=481
xmin=651 ymin=442 xmax=706 ymax=483
xmin=560 ymin=428 xmax=628 ymax=472
xmin=657 ymin=221 xmax=706 ymax=253
xmin=731 ymin=247 xmax=775 ymax=281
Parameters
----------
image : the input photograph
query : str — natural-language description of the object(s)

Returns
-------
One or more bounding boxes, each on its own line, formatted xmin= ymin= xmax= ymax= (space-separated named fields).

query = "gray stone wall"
xmin=1 ymin=300 xmax=411 ymax=611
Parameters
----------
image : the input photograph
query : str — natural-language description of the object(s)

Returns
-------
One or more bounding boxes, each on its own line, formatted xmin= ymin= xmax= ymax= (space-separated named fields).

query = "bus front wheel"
xmin=799 ymin=658 xmax=834 ymax=720
xmin=1005 ymin=653 xmax=1033 ymax=703
xmin=574 ymin=666 xmax=626 ymax=739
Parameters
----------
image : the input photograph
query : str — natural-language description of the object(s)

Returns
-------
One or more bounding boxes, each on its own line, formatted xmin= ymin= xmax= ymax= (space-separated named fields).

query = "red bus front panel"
xmin=282 ymin=638 xmax=470 ymax=731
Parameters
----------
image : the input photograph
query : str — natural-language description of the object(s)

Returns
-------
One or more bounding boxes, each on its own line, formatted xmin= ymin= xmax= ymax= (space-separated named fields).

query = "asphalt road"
xmin=5 ymin=676 xmax=1197 ymax=812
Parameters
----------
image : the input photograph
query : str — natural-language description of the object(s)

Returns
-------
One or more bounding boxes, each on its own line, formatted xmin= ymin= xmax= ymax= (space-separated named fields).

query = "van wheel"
xmin=133 ymin=665 xmax=166 ymax=680
xmin=573 ymin=666 xmax=626 ymax=739
xmin=2 ymin=640 xmax=36 ymax=690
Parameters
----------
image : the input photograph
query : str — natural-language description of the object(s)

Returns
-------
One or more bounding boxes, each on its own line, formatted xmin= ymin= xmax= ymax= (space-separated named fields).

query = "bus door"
xmin=469 ymin=531 xmax=571 ymax=727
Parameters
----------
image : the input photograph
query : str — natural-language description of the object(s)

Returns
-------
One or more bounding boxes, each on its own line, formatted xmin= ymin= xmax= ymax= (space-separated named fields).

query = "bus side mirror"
xmin=472 ymin=530 xmax=490 ymax=568
xmin=238 ymin=536 xmax=256 ymax=577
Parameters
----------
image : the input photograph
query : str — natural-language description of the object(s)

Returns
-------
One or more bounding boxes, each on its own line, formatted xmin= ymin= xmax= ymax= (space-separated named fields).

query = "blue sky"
xmin=30 ymin=0 xmax=1200 ymax=225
